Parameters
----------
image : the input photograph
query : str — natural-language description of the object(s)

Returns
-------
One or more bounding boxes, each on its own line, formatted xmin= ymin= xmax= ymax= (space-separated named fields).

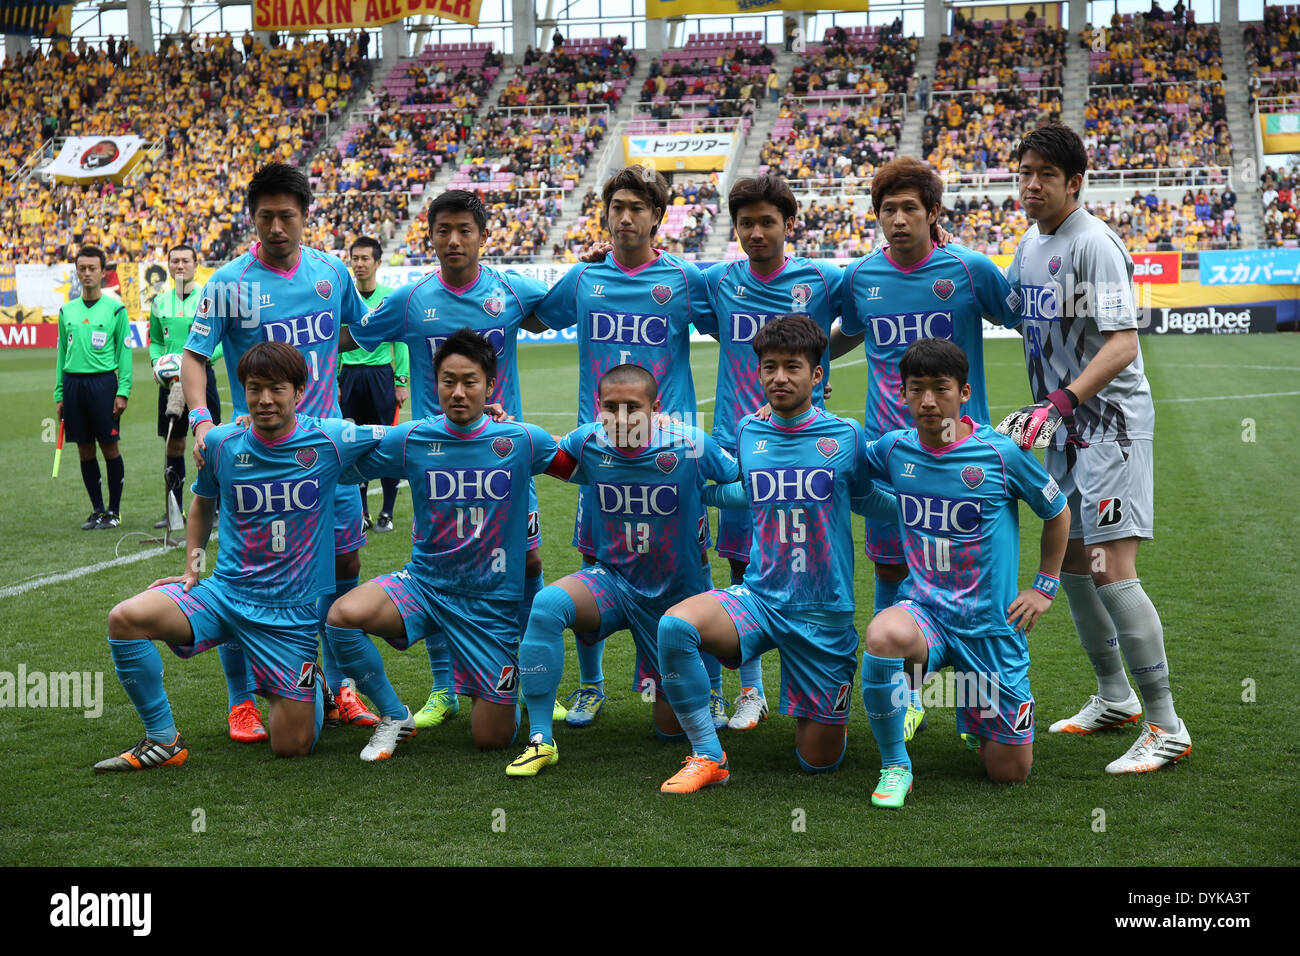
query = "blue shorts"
xmin=713 ymin=585 xmax=858 ymax=725
xmin=900 ymin=600 xmax=1035 ymax=745
xmin=375 ymin=567 xmax=520 ymax=704
xmin=156 ymin=579 xmax=321 ymax=703
xmin=716 ymin=508 xmax=752 ymax=563
xmin=574 ymin=485 xmax=707 ymax=555
xmin=334 ymin=482 xmax=365 ymax=555
xmin=864 ymin=513 xmax=904 ymax=566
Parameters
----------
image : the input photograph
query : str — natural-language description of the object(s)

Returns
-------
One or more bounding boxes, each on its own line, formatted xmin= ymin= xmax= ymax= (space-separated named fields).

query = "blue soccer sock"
xmin=109 ymin=639 xmax=177 ymax=742
xmin=310 ymin=682 xmax=325 ymax=752
xmin=324 ymin=624 xmax=405 ymax=719
xmin=797 ymin=736 xmax=847 ymax=774
xmin=704 ymin=651 xmax=723 ymax=694
xmin=654 ymin=726 xmax=688 ymax=742
xmin=874 ymin=576 xmax=903 ymax=614
xmin=862 ymin=652 xmax=910 ymax=770
xmin=426 ymin=639 xmax=452 ymax=694
xmin=217 ymin=640 xmax=254 ymax=708
xmin=517 ymin=571 xmax=544 ymax=637
xmin=657 ymin=616 xmax=722 ymax=762
xmin=318 ymin=575 xmax=361 ymax=691
xmin=575 ymin=636 xmax=605 ymax=687
xmin=519 ymin=586 xmax=574 ymax=745
xmin=738 ymin=657 xmax=765 ymax=696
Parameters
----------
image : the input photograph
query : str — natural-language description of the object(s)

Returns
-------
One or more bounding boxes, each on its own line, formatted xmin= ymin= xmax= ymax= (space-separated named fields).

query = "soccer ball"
xmin=153 ymin=353 xmax=183 ymax=386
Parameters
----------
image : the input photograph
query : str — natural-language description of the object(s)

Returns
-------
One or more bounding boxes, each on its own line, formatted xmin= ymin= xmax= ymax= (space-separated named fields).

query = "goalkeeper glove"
xmin=996 ymin=388 xmax=1089 ymax=451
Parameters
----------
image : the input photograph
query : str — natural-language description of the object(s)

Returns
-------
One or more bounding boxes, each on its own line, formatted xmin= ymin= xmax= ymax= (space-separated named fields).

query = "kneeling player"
xmin=328 ymin=330 xmax=565 ymax=751
xmin=94 ymin=343 xmax=400 ymax=771
xmin=507 ymin=364 xmax=742 ymax=776
xmin=859 ymin=338 xmax=1069 ymax=807
xmin=655 ymin=316 xmax=892 ymax=792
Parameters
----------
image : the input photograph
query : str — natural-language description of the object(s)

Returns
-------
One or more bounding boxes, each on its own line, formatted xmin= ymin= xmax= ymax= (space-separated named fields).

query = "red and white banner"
xmin=1132 ymin=252 xmax=1180 ymax=284
xmin=0 ymin=323 xmax=58 ymax=348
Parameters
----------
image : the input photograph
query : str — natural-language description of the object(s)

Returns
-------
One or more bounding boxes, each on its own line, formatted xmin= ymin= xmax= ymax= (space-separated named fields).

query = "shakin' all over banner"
xmin=253 ymin=0 xmax=483 ymax=31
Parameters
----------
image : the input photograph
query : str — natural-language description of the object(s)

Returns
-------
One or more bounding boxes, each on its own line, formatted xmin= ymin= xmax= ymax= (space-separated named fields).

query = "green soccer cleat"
xmin=414 ymin=687 xmax=460 ymax=728
xmin=962 ymin=732 xmax=981 ymax=753
xmin=903 ymin=703 xmax=927 ymax=742
xmin=871 ymin=765 xmax=914 ymax=809
xmin=552 ymin=698 xmax=568 ymax=721
xmin=564 ymin=685 xmax=606 ymax=727
xmin=709 ymin=690 xmax=729 ymax=729
xmin=506 ymin=734 xmax=559 ymax=777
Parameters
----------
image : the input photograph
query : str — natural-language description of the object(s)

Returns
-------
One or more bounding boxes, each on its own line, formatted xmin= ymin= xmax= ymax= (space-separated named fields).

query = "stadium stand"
xmin=933 ymin=12 xmax=1067 ymax=91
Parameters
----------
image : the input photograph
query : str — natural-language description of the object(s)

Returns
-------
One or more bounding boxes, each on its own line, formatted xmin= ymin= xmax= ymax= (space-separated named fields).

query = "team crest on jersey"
xmin=295 ymin=448 xmax=318 ymax=469
xmin=655 ymin=451 xmax=679 ymax=474
xmin=932 ymin=278 xmax=955 ymax=300
xmin=315 ymin=279 xmax=332 ymax=300
xmin=495 ymin=665 xmax=518 ymax=694
xmin=790 ymin=283 xmax=812 ymax=307
xmin=1012 ymin=700 xmax=1035 ymax=734
xmin=960 ymin=465 xmax=985 ymax=489
xmin=491 ymin=436 xmax=514 ymax=459
xmin=815 ymin=437 xmax=839 ymax=458
xmin=197 ymin=296 xmax=213 ymax=317
xmin=651 ymin=284 xmax=673 ymax=305
xmin=1048 ymin=255 xmax=1063 ymax=277
xmin=483 ymin=296 xmax=504 ymax=317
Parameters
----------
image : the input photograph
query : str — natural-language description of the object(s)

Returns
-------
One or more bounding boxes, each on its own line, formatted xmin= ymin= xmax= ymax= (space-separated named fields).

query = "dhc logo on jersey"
xmin=1020 ymin=285 xmax=1060 ymax=321
xmin=596 ymin=482 xmax=679 ymax=516
xmin=425 ymin=468 xmax=512 ymax=501
xmin=427 ymin=327 xmax=507 ymax=360
xmin=232 ymin=479 xmax=320 ymax=513
xmin=261 ymin=311 xmax=336 ymax=348
xmin=588 ymin=311 xmax=669 ymax=347
xmin=728 ymin=311 xmax=787 ymax=344
xmin=899 ymin=493 xmax=982 ymax=535
xmin=869 ymin=311 xmax=954 ymax=347
xmin=750 ymin=468 xmax=834 ymax=503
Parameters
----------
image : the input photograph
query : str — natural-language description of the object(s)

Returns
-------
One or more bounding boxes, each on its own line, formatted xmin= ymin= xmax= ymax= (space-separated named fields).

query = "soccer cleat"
xmin=564 ymin=686 xmax=606 ymax=727
xmin=506 ymin=734 xmax=559 ymax=777
xmin=95 ymin=512 xmax=121 ymax=529
xmin=227 ymin=699 xmax=268 ymax=743
xmin=552 ymin=699 xmax=568 ymax=721
xmin=727 ymin=687 xmax=769 ymax=731
xmin=660 ymin=752 xmax=730 ymax=794
xmin=413 ymin=687 xmax=460 ymax=728
xmin=903 ymin=703 xmax=928 ymax=743
xmin=81 ymin=512 xmax=102 ymax=530
xmin=375 ymin=512 xmax=394 ymax=533
xmin=154 ymin=517 xmax=167 ymax=529
xmin=961 ymin=732 xmax=981 ymax=752
xmin=93 ymin=734 xmax=189 ymax=773
xmin=710 ymin=690 xmax=729 ymax=729
xmin=1105 ymin=721 xmax=1192 ymax=775
xmin=871 ymin=765 xmax=914 ymax=809
xmin=360 ymin=706 xmax=417 ymax=761
xmin=362 ymin=513 xmax=373 ymax=532
xmin=1049 ymin=692 xmax=1142 ymax=734
xmin=334 ymin=680 xmax=379 ymax=727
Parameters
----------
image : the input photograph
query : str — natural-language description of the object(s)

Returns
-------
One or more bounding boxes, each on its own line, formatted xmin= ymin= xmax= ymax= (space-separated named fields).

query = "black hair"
xmin=433 ymin=327 xmax=497 ymax=383
xmin=728 ymin=173 xmax=798 ymax=222
xmin=1015 ymin=123 xmax=1089 ymax=200
xmin=427 ymin=189 xmax=489 ymax=231
xmin=899 ymin=337 xmax=969 ymax=388
xmin=349 ymin=236 xmax=383 ymax=259
xmin=237 ymin=340 xmax=308 ymax=390
xmin=598 ymin=364 xmax=658 ymax=402
xmin=752 ymin=314 xmax=827 ymax=369
xmin=246 ymin=162 xmax=313 ymax=214
xmin=167 ymin=243 xmax=198 ymax=260
xmin=75 ymin=246 xmax=105 ymax=268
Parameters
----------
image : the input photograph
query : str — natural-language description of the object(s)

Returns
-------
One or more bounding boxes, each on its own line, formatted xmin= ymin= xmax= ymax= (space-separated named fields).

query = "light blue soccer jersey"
xmin=350 ymin=265 xmax=549 ymax=420
xmin=841 ymin=243 xmax=1021 ymax=438
xmin=866 ymin=419 xmax=1066 ymax=641
xmin=534 ymin=252 xmax=710 ymax=426
xmin=733 ymin=407 xmax=879 ymax=624
xmin=700 ymin=256 xmax=842 ymax=449
xmin=557 ymin=421 xmax=740 ymax=602
xmin=192 ymin=416 xmax=383 ymax=606
xmin=185 ymin=243 xmax=367 ymax=418
xmin=349 ymin=415 xmax=558 ymax=602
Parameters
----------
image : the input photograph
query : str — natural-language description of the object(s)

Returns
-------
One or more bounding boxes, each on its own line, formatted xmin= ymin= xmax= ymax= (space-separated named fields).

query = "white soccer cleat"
xmin=727 ymin=687 xmax=769 ymax=731
xmin=1048 ymin=691 xmax=1142 ymax=734
xmin=1105 ymin=721 xmax=1192 ymax=775
xmin=360 ymin=706 xmax=417 ymax=762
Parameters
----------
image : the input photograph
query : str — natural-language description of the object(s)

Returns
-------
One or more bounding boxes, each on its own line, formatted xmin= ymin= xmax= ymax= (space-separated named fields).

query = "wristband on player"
xmin=1032 ymin=571 xmax=1061 ymax=599
xmin=188 ymin=406 xmax=213 ymax=433
xmin=395 ymin=376 xmax=409 ymax=385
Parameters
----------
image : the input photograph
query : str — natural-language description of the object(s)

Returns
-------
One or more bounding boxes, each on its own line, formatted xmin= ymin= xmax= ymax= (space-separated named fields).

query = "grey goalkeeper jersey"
xmin=1006 ymin=206 xmax=1154 ymax=447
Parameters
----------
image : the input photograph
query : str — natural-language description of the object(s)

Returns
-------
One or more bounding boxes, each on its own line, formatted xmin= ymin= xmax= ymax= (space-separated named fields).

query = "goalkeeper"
xmin=149 ymin=244 xmax=222 ymax=529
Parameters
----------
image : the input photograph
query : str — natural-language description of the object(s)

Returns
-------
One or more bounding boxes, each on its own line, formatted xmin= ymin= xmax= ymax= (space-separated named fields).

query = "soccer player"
xmin=655 ymin=316 xmax=890 ymax=792
xmin=836 ymin=156 xmax=1021 ymax=739
xmin=1000 ymin=124 xmax=1191 ymax=774
xmin=327 ymin=330 xmax=565 ymax=751
xmin=55 ymin=246 xmax=131 ymax=530
xmin=182 ymin=162 xmax=378 ymax=744
xmin=534 ymin=165 xmax=725 ymax=729
xmin=344 ymin=190 xmax=555 ymax=730
xmin=93 ymin=342 xmax=397 ymax=772
xmin=507 ymin=364 xmax=741 ymax=776
xmin=149 ymin=243 xmax=221 ymax=529
xmin=859 ymin=338 xmax=1070 ymax=808
xmin=343 ymin=236 xmax=408 ymax=533
xmin=700 ymin=173 xmax=842 ymax=731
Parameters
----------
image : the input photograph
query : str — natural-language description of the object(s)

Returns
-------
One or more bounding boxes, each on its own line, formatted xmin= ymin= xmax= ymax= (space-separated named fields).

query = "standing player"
xmin=999 ymin=124 xmax=1191 ymax=774
xmin=327 ymin=330 xmax=566 ymax=751
xmin=344 ymin=190 xmax=557 ymax=730
xmin=836 ymin=157 xmax=1021 ymax=737
xmin=343 ymin=236 xmax=408 ymax=533
xmin=507 ymin=364 xmax=742 ymax=777
xmin=149 ymin=243 xmax=221 ymax=529
xmin=534 ymin=165 xmax=726 ymax=729
xmin=182 ymin=162 xmax=378 ymax=743
xmin=93 ymin=342 xmax=396 ymax=772
xmin=55 ymin=246 xmax=131 ymax=530
xmin=655 ymin=316 xmax=889 ymax=792
xmin=859 ymin=338 xmax=1070 ymax=808
xmin=700 ymin=173 xmax=842 ymax=730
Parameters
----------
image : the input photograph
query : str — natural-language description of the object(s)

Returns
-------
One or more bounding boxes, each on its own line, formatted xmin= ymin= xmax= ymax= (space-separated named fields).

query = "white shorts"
xmin=1047 ymin=439 xmax=1154 ymax=544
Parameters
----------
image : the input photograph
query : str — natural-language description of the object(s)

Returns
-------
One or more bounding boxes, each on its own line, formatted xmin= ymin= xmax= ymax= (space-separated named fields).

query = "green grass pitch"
xmin=0 ymin=337 xmax=1297 ymax=866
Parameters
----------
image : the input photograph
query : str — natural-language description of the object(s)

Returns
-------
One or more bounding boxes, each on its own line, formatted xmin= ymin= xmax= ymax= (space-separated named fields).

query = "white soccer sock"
xmin=1060 ymin=572 xmax=1132 ymax=702
xmin=1096 ymin=578 xmax=1181 ymax=733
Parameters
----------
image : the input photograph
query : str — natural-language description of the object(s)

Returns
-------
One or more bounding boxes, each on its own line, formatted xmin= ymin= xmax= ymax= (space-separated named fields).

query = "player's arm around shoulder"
xmin=541 ymin=421 xmax=595 ymax=483
xmin=965 ymin=246 xmax=1023 ymax=329
xmin=341 ymin=418 xmax=415 ymax=483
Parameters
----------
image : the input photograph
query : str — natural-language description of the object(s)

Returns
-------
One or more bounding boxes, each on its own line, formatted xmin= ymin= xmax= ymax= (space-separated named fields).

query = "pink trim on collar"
xmin=882 ymin=243 xmax=937 ymax=275
xmin=610 ymin=250 xmax=661 ymax=277
xmin=748 ymin=256 xmax=791 ymax=283
xmin=436 ymin=267 xmax=482 ymax=295
xmin=919 ymin=416 xmax=978 ymax=456
xmin=251 ymin=241 xmax=301 ymax=279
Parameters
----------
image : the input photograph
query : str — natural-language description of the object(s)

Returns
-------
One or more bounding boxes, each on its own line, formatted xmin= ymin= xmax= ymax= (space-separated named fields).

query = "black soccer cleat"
xmin=81 ymin=512 xmax=103 ymax=530
xmin=96 ymin=512 xmax=121 ymax=529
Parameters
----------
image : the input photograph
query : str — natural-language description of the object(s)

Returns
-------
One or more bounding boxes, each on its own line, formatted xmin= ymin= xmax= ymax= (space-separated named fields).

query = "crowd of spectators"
xmin=922 ymin=89 xmax=1062 ymax=177
xmin=932 ymin=13 xmax=1067 ymax=91
xmin=499 ymin=37 xmax=635 ymax=108
xmin=1084 ymin=190 xmax=1241 ymax=250
xmin=937 ymin=196 xmax=1029 ymax=255
xmin=761 ymin=98 xmax=901 ymax=190
xmin=1245 ymin=6 xmax=1300 ymax=105
xmin=1083 ymin=82 xmax=1230 ymax=171
xmin=405 ymin=192 xmax=558 ymax=263
xmin=1260 ymin=166 xmax=1300 ymax=246
xmin=1083 ymin=13 xmax=1222 ymax=85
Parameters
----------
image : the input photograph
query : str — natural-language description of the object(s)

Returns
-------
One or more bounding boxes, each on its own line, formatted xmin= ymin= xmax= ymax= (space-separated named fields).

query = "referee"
xmin=149 ymin=243 xmax=222 ymax=528
xmin=54 ymin=247 xmax=131 ymax=529
xmin=344 ymin=236 xmax=408 ymax=532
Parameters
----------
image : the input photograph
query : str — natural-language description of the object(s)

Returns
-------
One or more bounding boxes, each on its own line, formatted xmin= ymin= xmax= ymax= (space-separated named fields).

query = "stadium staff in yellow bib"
xmin=54 ymin=246 xmax=132 ymax=530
